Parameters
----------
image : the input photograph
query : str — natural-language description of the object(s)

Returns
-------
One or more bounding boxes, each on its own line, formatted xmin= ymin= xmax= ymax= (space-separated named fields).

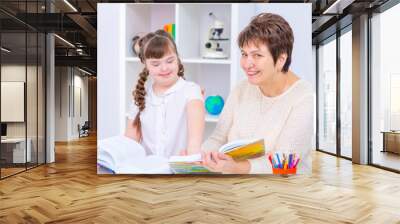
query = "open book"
xmin=169 ymin=139 xmax=265 ymax=174
xmin=98 ymin=136 xmax=265 ymax=174
xmin=97 ymin=136 xmax=171 ymax=174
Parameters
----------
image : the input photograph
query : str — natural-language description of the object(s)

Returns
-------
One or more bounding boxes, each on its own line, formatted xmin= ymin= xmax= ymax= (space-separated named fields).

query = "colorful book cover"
xmin=169 ymin=162 xmax=213 ymax=174
xmin=223 ymin=139 xmax=265 ymax=161
xmin=163 ymin=23 xmax=175 ymax=40
xmin=171 ymin=23 xmax=175 ymax=40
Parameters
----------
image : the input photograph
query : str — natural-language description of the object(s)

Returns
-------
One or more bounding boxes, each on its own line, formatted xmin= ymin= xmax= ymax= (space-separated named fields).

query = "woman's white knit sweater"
xmin=202 ymin=79 xmax=315 ymax=174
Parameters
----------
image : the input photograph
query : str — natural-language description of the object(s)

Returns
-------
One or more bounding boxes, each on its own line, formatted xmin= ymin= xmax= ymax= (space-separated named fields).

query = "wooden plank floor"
xmin=1 ymin=135 xmax=400 ymax=224
xmin=1 ymin=167 xmax=26 ymax=178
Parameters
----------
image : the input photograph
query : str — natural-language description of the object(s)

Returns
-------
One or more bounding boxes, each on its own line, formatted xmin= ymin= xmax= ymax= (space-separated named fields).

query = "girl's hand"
xmin=179 ymin=149 xmax=188 ymax=156
xmin=179 ymin=148 xmax=201 ymax=156
xmin=201 ymin=151 xmax=250 ymax=174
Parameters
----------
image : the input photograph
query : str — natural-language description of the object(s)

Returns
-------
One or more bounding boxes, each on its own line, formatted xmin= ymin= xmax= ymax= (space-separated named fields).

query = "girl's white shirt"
xmin=128 ymin=77 xmax=203 ymax=158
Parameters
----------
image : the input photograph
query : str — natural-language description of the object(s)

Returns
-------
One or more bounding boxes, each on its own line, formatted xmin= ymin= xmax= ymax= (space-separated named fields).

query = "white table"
xmin=1 ymin=138 xmax=31 ymax=163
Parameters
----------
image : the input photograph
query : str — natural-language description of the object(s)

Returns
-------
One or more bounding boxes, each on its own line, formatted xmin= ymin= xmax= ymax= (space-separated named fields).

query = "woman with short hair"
xmin=201 ymin=13 xmax=314 ymax=174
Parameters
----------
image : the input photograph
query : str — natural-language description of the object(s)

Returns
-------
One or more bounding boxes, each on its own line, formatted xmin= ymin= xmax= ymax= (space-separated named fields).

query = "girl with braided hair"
xmin=125 ymin=30 xmax=205 ymax=158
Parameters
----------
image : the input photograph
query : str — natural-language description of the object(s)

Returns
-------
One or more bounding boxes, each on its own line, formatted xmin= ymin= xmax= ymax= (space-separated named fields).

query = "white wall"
xmin=1 ymin=66 xmax=26 ymax=127
xmin=54 ymin=67 xmax=89 ymax=141
xmin=231 ymin=4 xmax=313 ymax=90
xmin=254 ymin=3 xmax=314 ymax=89
xmin=1 ymin=65 xmax=38 ymax=138
xmin=98 ymin=3 xmax=126 ymax=141
xmin=55 ymin=67 xmax=69 ymax=141
xmin=1 ymin=82 xmax=25 ymax=122
xmin=72 ymin=73 xmax=89 ymax=138
xmin=1 ymin=64 xmax=46 ymax=163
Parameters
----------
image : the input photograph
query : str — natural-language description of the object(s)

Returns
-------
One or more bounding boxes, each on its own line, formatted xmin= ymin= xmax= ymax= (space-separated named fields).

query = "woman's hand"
xmin=201 ymin=151 xmax=251 ymax=174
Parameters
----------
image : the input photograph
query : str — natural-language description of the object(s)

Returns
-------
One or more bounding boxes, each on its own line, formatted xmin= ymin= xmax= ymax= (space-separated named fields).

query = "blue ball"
xmin=205 ymin=95 xmax=224 ymax=115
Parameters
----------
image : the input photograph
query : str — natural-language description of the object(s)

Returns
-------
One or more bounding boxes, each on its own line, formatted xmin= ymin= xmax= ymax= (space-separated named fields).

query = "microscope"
xmin=202 ymin=12 xmax=229 ymax=59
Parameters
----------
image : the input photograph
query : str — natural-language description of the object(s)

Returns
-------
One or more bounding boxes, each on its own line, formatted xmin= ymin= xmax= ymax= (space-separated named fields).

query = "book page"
xmin=98 ymin=135 xmax=147 ymax=171
xmin=117 ymin=155 xmax=171 ymax=174
xmin=169 ymin=154 xmax=202 ymax=163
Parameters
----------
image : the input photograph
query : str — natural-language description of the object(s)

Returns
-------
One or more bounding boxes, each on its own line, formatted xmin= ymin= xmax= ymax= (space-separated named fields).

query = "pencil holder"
xmin=272 ymin=167 xmax=297 ymax=175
